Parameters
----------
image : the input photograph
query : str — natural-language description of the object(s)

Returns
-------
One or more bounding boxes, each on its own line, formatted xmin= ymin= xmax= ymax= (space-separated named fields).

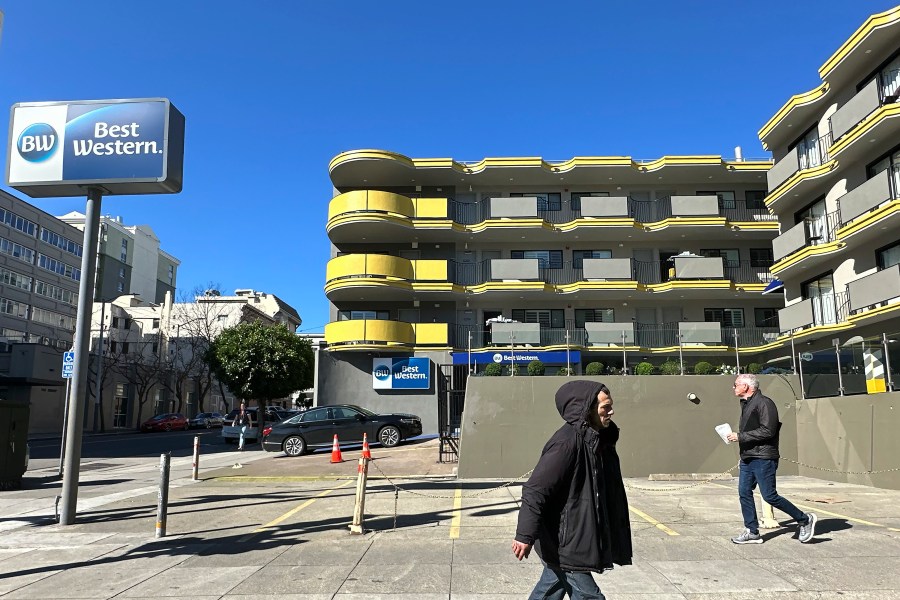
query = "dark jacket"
xmin=514 ymin=380 xmax=633 ymax=573
xmin=737 ymin=389 xmax=780 ymax=460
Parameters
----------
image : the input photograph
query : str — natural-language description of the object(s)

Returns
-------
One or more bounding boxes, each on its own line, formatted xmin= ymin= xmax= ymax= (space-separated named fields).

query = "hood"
xmin=555 ymin=380 xmax=605 ymax=427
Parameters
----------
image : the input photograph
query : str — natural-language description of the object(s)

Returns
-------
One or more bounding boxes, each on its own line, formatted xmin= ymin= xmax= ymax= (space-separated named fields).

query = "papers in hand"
xmin=715 ymin=423 xmax=733 ymax=444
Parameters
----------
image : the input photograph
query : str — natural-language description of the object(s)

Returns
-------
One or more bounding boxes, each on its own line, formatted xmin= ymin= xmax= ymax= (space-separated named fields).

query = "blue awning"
xmin=761 ymin=278 xmax=784 ymax=295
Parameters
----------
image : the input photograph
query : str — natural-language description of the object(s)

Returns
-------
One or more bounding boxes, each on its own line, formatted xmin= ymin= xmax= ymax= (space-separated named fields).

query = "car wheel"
xmin=379 ymin=425 xmax=401 ymax=448
xmin=283 ymin=436 xmax=306 ymax=456
xmin=164 ymin=423 xmax=172 ymax=432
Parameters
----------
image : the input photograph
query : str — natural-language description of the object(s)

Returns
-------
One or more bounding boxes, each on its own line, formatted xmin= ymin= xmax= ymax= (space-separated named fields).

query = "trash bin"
xmin=0 ymin=398 xmax=30 ymax=490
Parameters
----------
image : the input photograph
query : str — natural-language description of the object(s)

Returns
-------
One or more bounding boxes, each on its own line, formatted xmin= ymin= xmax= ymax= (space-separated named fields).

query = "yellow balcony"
xmin=325 ymin=320 xmax=449 ymax=351
xmin=325 ymin=255 xmax=451 ymax=301
xmin=327 ymin=190 xmax=450 ymax=243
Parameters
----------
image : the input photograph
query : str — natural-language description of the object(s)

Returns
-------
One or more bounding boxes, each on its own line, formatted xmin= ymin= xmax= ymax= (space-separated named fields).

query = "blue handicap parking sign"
xmin=62 ymin=351 xmax=75 ymax=378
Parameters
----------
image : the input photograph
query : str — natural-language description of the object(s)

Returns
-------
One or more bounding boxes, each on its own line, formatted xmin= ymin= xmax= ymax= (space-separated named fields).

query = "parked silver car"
xmin=189 ymin=412 xmax=225 ymax=429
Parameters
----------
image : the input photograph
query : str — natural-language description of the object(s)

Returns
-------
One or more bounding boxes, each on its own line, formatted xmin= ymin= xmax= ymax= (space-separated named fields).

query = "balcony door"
xmin=795 ymin=127 xmax=821 ymax=170
xmin=804 ymin=273 xmax=836 ymax=326
xmin=796 ymin=198 xmax=827 ymax=244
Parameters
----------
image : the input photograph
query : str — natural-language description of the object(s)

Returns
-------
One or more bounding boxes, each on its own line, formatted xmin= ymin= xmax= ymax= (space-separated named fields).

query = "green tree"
xmin=584 ymin=361 xmax=605 ymax=376
xmin=483 ymin=363 xmax=503 ymax=376
xmin=747 ymin=362 xmax=762 ymax=374
xmin=659 ymin=360 xmax=681 ymax=375
xmin=693 ymin=361 xmax=713 ymax=375
xmin=205 ymin=322 xmax=314 ymax=432
xmin=634 ymin=361 xmax=654 ymax=375
xmin=527 ymin=360 xmax=545 ymax=376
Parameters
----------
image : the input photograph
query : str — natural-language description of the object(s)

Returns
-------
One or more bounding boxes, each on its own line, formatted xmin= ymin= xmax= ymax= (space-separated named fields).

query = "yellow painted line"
xmin=628 ymin=505 xmax=679 ymax=536
xmin=449 ymin=485 xmax=463 ymax=539
xmin=239 ymin=480 xmax=353 ymax=542
xmin=709 ymin=482 xmax=900 ymax=532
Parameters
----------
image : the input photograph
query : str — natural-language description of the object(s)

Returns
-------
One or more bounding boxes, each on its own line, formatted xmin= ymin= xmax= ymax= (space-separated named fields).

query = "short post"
xmin=834 ymin=337 xmax=844 ymax=396
xmin=349 ymin=457 xmax=370 ymax=534
xmin=883 ymin=333 xmax=894 ymax=391
xmin=678 ymin=334 xmax=685 ymax=375
xmin=156 ymin=452 xmax=171 ymax=538
xmin=734 ymin=328 xmax=741 ymax=373
xmin=192 ymin=436 xmax=200 ymax=481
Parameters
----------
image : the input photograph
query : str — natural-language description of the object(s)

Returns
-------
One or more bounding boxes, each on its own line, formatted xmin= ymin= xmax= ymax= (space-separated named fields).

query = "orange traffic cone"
xmin=362 ymin=433 xmax=372 ymax=459
xmin=330 ymin=434 xmax=344 ymax=463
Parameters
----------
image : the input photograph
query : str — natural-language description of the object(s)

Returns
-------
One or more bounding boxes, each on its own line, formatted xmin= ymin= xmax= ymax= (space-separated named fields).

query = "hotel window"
xmin=749 ymin=248 xmax=774 ymax=267
xmin=152 ymin=318 xmax=160 ymax=328
xmin=877 ymin=241 xmax=900 ymax=270
xmin=745 ymin=190 xmax=767 ymax=209
xmin=754 ymin=308 xmax=779 ymax=328
xmin=791 ymin=126 xmax=823 ymax=170
xmin=510 ymin=250 xmax=563 ymax=269
xmin=698 ymin=190 xmax=735 ymax=210
xmin=338 ymin=310 xmax=390 ymax=321
xmin=866 ymin=148 xmax=900 ymax=199
xmin=572 ymin=250 xmax=612 ymax=269
xmin=570 ymin=192 xmax=610 ymax=211
xmin=118 ymin=266 xmax=125 ymax=278
xmin=511 ymin=309 xmax=565 ymax=328
xmin=574 ymin=309 xmax=615 ymax=327
xmin=701 ymin=248 xmax=740 ymax=267
xmin=31 ymin=306 xmax=74 ymax=330
xmin=704 ymin=308 xmax=744 ymax=327
xmin=121 ymin=239 xmax=128 ymax=262
xmin=795 ymin=197 xmax=828 ymax=244
xmin=509 ymin=192 xmax=562 ymax=211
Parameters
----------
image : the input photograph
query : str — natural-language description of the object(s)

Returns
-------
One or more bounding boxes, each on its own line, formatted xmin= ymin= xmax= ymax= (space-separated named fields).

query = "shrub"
xmin=584 ymin=361 xmax=605 ymax=376
xmin=747 ymin=362 xmax=762 ymax=374
xmin=659 ymin=360 xmax=681 ymax=375
xmin=634 ymin=361 xmax=654 ymax=375
xmin=556 ymin=367 xmax=573 ymax=376
xmin=693 ymin=361 xmax=713 ymax=375
xmin=527 ymin=360 xmax=545 ymax=376
xmin=506 ymin=363 xmax=521 ymax=376
xmin=483 ymin=363 xmax=503 ymax=376
xmin=717 ymin=364 xmax=737 ymax=375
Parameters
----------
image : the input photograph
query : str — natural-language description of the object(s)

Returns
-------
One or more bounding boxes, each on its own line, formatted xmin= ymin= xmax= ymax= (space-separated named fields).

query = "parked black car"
xmin=189 ymin=412 xmax=225 ymax=429
xmin=262 ymin=404 xmax=423 ymax=456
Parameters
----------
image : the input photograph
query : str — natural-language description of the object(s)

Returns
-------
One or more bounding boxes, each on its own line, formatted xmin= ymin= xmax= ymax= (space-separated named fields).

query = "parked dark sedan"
xmin=262 ymin=404 xmax=422 ymax=456
xmin=140 ymin=413 xmax=189 ymax=432
xmin=189 ymin=412 xmax=225 ymax=429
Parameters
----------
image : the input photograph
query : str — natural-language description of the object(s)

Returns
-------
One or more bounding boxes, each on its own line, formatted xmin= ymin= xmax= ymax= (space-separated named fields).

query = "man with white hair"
xmin=726 ymin=373 xmax=817 ymax=544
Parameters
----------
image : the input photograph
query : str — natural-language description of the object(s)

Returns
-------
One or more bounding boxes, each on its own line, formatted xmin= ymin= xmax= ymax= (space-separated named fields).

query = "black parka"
xmin=514 ymin=380 xmax=633 ymax=573
xmin=737 ymin=389 xmax=781 ymax=460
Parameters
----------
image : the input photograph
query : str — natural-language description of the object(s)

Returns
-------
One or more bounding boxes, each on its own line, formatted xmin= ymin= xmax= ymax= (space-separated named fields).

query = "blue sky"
xmin=1 ymin=1 xmax=896 ymax=331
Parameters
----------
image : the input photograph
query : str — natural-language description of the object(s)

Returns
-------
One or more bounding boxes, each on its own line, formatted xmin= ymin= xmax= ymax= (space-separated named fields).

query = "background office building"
xmin=59 ymin=211 xmax=179 ymax=303
xmin=320 ymin=150 xmax=783 ymax=433
xmin=0 ymin=189 xmax=82 ymax=432
xmin=761 ymin=5 xmax=900 ymax=395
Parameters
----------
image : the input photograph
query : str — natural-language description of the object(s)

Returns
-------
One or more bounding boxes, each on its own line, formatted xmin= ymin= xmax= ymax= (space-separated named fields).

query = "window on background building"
xmin=0 ymin=208 xmax=38 ymax=237
xmin=338 ymin=310 xmax=391 ymax=321
xmin=570 ymin=191 xmax=610 ymax=211
xmin=118 ymin=266 xmax=125 ymax=278
xmin=121 ymin=342 xmax=130 ymax=354
xmin=113 ymin=383 xmax=129 ymax=428
xmin=0 ymin=267 xmax=32 ymax=291
xmin=124 ymin=318 xmax=132 ymax=330
xmin=701 ymin=248 xmax=740 ymax=267
xmin=1 ymin=238 xmax=35 ymax=264
xmin=698 ymin=190 xmax=736 ymax=209
xmin=745 ymin=190 xmax=767 ymax=209
xmin=40 ymin=229 xmax=82 ymax=257
xmin=167 ymin=264 xmax=174 ymax=284
xmin=120 ymin=239 xmax=128 ymax=262
xmin=511 ymin=309 xmax=565 ymax=328
xmin=510 ymin=250 xmax=563 ymax=269
xmin=0 ymin=297 xmax=28 ymax=319
xmin=572 ymin=250 xmax=612 ymax=269
xmin=510 ymin=192 xmax=562 ymax=211
xmin=877 ymin=241 xmax=900 ymax=270
xmin=34 ymin=280 xmax=78 ymax=306
xmin=31 ymin=307 xmax=75 ymax=330
xmin=704 ymin=308 xmax=745 ymax=327
xmin=152 ymin=318 xmax=160 ymax=328
xmin=750 ymin=248 xmax=774 ymax=267
xmin=109 ymin=340 xmax=118 ymax=353
xmin=574 ymin=309 xmax=615 ymax=327
xmin=117 ymin=282 xmax=125 ymax=293
xmin=755 ymin=308 xmax=780 ymax=328
xmin=37 ymin=254 xmax=80 ymax=281
xmin=111 ymin=316 xmax=119 ymax=329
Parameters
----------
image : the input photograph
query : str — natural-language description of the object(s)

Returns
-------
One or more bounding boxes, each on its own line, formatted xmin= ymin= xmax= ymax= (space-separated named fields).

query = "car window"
xmin=302 ymin=408 xmax=328 ymax=422
xmin=331 ymin=407 xmax=356 ymax=419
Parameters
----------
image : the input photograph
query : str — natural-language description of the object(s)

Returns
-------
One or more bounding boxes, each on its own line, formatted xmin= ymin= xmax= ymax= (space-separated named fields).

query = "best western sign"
xmin=373 ymin=357 xmax=431 ymax=390
xmin=6 ymin=98 xmax=184 ymax=197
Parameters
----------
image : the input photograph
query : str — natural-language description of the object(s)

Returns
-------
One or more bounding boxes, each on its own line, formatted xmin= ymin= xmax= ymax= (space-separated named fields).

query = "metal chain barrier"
xmin=623 ymin=463 xmax=740 ymax=492
xmin=368 ymin=459 xmax=533 ymax=499
xmin=780 ymin=457 xmax=900 ymax=476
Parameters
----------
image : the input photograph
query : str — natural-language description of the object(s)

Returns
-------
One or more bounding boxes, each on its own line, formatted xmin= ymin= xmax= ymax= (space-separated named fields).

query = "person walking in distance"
xmin=512 ymin=381 xmax=632 ymax=599
xmin=234 ymin=403 xmax=249 ymax=452
xmin=727 ymin=373 xmax=817 ymax=544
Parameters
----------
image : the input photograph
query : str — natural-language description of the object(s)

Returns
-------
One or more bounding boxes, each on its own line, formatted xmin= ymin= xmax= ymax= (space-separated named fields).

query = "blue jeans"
xmin=528 ymin=563 xmax=605 ymax=600
xmin=739 ymin=458 xmax=808 ymax=533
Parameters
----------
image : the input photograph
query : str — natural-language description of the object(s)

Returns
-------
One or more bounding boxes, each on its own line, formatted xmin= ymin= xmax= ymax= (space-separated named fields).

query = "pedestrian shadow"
xmin=761 ymin=517 xmax=850 ymax=543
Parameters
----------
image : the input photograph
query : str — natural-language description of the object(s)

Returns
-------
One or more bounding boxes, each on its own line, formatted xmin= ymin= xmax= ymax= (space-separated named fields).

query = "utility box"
xmin=0 ymin=398 xmax=30 ymax=490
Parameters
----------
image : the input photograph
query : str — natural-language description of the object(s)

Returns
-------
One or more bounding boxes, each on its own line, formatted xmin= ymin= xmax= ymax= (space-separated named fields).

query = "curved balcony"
xmin=325 ymin=255 xmax=452 ymax=301
xmin=758 ymin=84 xmax=831 ymax=152
xmin=764 ymin=135 xmax=838 ymax=212
xmin=327 ymin=190 xmax=452 ymax=243
xmin=325 ymin=320 xmax=449 ymax=351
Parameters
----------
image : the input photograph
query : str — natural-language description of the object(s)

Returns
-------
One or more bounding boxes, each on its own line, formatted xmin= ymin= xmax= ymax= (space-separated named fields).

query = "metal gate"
xmin=437 ymin=364 xmax=468 ymax=463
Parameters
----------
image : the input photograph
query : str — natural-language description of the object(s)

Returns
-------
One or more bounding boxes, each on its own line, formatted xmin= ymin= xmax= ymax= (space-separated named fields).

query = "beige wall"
xmin=458 ymin=375 xmax=900 ymax=490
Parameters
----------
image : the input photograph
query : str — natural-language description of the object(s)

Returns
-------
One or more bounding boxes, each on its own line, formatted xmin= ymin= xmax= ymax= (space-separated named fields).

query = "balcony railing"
xmin=838 ymin=165 xmax=900 ymax=226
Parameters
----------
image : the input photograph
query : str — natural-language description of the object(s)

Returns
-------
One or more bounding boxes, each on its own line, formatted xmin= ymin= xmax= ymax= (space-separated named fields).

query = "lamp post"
xmin=509 ymin=331 xmax=516 ymax=377
xmin=565 ymin=329 xmax=570 ymax=375
xmin=678 ymin=333 xmax=684 ymax=375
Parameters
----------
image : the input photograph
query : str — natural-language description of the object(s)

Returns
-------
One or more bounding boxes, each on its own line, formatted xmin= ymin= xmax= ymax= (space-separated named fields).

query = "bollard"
xmin=759 ymin=497 xmax=779 ymax=529
xmin=349 ymin=457 xmax=369 ymax=534
xmin=192 ymin=436 xmax=200 ymax=481
xmin=156 ymin=452 xmax=171 ymax=538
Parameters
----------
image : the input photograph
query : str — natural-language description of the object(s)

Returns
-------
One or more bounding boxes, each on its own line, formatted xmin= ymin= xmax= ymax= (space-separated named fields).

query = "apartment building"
xmin=762 ymin=5 xmax=900 ymax=394
xmin=320 ymin=150 xmax=783 ymax=430
xmin=58 ymin=211 xmax=179 ymax=303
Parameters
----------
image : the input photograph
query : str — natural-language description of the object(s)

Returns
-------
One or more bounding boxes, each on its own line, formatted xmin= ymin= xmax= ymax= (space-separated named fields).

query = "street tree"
xmin=114 ymin=335 xmax=167 ymax=427
xmin=204 ymin=321 xmax=314 ymax=431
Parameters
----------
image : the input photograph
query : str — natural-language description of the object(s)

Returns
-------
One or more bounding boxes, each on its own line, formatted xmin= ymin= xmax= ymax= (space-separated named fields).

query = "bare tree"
xmin=115 ymin=335 xmax=167 ymax=427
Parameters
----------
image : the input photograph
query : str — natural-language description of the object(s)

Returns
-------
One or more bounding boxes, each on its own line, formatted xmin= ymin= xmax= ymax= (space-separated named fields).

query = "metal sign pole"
xmin=884 ymin=333 xmax=894 ymax=392
xmin=622 ymin=330 xmax=627 ymax=375
xmin=92 ymin=301 xmax=106 ymax=432
xmin=734 ymin=329 xmax=741 ymax=373
xmin=565 ymin=330 xmax=570 ymax=374
xmin=509 ymin=332 xmax=515 ymax=376
xmin=834 ymin=338 xmax=844 ymax=396
xmin=57 ymin=377 xmax=71 ymax=478
xmin=60 ymin=187 xmax=103 ymax=525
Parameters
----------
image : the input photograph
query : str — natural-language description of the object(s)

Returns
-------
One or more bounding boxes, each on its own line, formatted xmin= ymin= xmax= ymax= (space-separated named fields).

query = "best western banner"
xmin=373 ymin=357 xmax=431 ymax=390
xmin=6 ymin=98 xmax=185 ymax=197
xmin=452 ymin=350 xmax=581 ymax=365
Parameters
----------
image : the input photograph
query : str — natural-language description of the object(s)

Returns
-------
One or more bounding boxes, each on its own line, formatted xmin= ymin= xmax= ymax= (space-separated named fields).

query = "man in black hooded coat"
xmin=512 ymin=380 xmax=632 ymax=599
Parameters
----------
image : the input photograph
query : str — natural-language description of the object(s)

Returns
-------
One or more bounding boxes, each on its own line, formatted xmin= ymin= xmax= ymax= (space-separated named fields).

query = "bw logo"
xmin=17 ymin=123 xmax=58 ymax=163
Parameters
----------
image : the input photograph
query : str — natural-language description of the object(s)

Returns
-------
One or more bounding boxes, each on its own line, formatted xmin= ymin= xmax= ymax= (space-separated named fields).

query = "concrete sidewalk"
xmin=2 ymin=465 xmax=900 ymax=599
